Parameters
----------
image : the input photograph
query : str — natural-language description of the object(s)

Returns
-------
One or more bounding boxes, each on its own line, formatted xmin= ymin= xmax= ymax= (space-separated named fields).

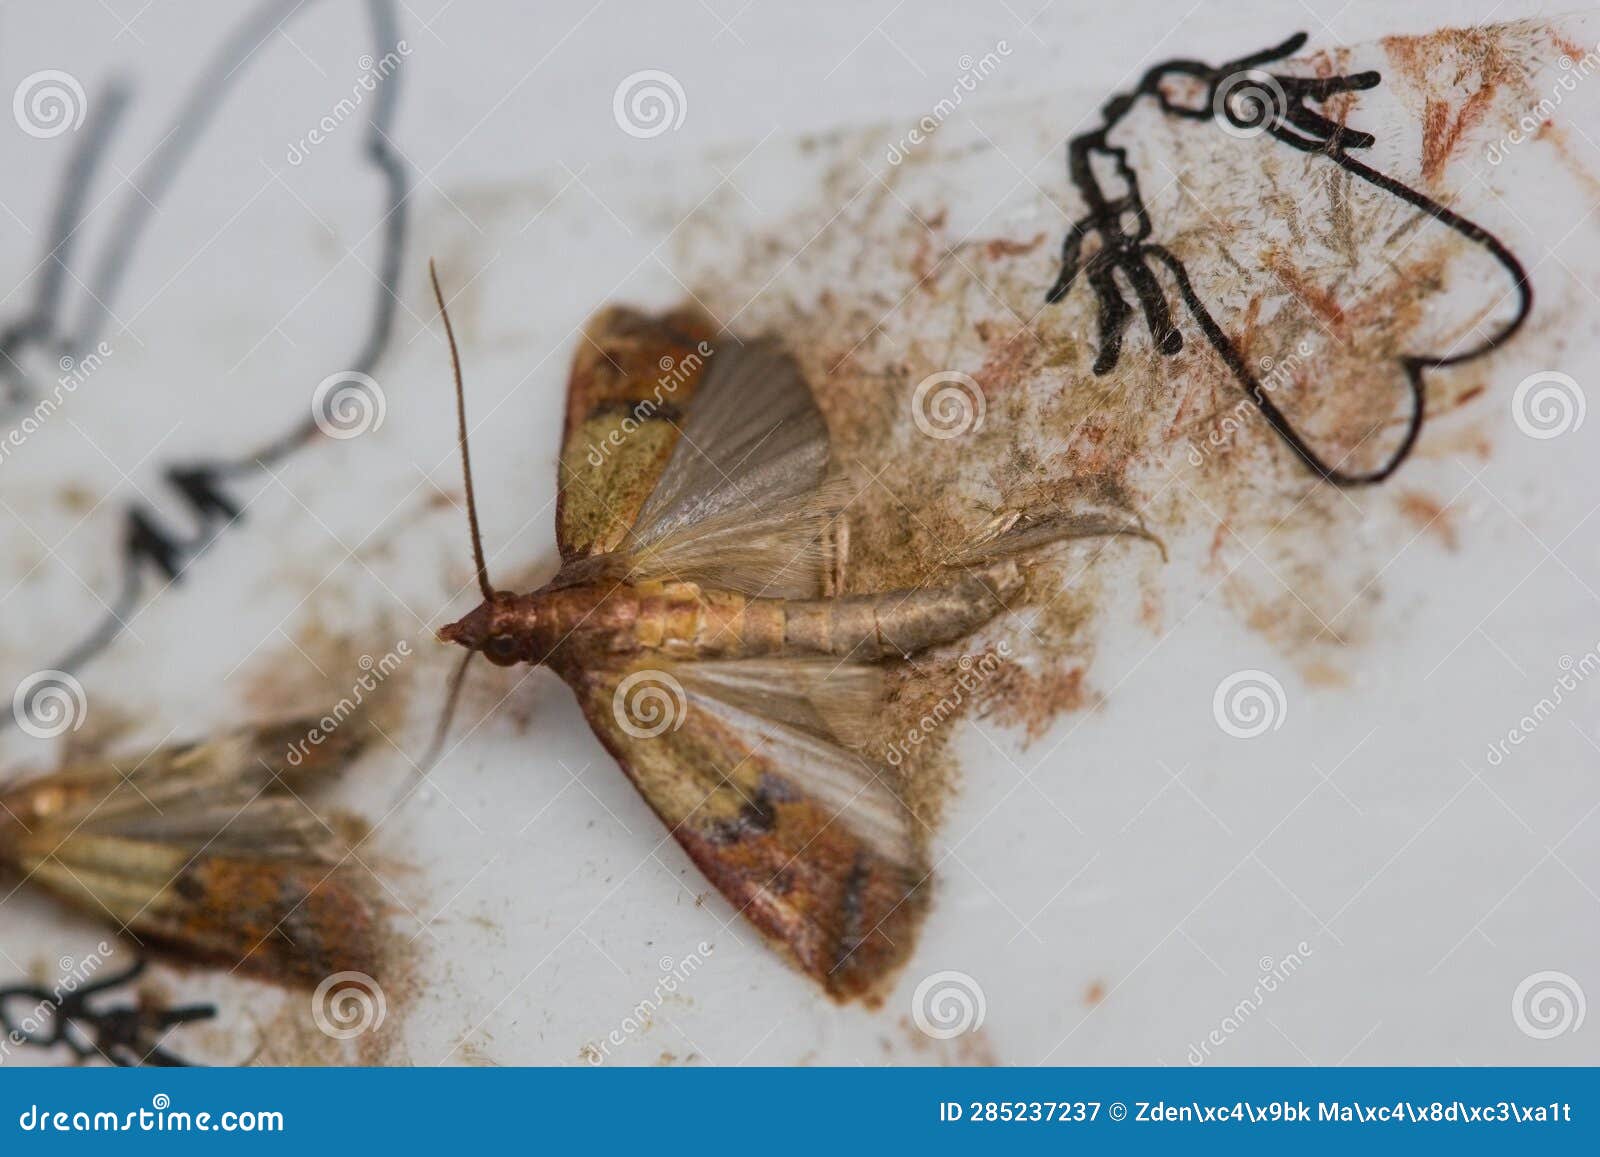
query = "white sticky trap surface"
xmin=0 ymin=1 xmax=1596 ymax=1066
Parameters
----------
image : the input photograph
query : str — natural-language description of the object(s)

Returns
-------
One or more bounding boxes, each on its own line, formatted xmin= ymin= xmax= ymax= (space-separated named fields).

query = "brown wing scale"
xmin=568 ymin=668 xmax=926 ymax=1004
xmin=0 ymin=719 xmax=381 ymax=988
xmin=556 ymin=306 xmax=719 ymax=560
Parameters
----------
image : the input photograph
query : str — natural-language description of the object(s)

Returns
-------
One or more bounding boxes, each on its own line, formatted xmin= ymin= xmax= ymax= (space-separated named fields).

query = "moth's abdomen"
xmin=611 ymin=562 xmax=1021 ymax=662
xmin=778 ymin=562 xmax=1023 ymax=660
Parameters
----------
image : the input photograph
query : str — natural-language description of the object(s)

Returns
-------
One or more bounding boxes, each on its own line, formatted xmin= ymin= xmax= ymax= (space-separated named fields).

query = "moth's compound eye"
xmin=486 ymin=635 xmax=519 ymax=665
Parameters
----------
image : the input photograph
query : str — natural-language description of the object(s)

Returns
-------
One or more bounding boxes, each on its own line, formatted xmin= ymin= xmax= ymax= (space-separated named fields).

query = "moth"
xmin=428 ymin=264 xmax=1155 ymax=1001
xmin=0 ymin=717 xmax=379 ymax=988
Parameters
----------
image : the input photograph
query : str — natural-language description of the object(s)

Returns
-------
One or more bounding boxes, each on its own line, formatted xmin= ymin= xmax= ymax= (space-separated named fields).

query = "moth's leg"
xmin=823 ymin=515 xmax=851 ymax=597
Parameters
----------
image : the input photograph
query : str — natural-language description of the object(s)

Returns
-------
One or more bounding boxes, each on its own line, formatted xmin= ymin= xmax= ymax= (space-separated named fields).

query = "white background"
xmin=0 ymin=0 xmax=1596 ymax=1067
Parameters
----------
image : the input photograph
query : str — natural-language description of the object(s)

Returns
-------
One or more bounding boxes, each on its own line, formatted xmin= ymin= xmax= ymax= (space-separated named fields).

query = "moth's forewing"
xmin=22 ymin=842 xmax=379 ymax=987
xmin=0 ymin=720 xmax=380 ymax=987
xmin=556 ymin=306 xmax=718 ymax=560
xmin=569 ymin=669 xmax=926 ymax=1004
xmin=149 ymin=856 xmax=376 ymax=987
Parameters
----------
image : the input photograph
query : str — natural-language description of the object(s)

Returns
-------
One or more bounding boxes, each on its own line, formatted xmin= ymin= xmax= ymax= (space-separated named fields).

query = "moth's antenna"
xmin=389 ymin=649 xmax=475 ymax=813
xmin=430 ymin=259 xmax=492 ymax=601
xmin=419 ymin=651 xmax=474 ymax=779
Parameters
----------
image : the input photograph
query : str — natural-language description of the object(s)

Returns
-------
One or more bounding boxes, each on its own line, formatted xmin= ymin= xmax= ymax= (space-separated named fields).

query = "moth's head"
xmin=437 ymin=593 xmax=530 ymax=667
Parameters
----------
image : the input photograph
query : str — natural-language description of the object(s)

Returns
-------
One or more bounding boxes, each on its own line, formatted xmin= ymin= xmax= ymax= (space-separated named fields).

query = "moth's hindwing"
xmin=618 ymin=338 xmax=841 ymax=598
xmin=556 ymin=306 xmax=719 ymax=559
xmin=568 ymin=666 xmax=927 ymax=1004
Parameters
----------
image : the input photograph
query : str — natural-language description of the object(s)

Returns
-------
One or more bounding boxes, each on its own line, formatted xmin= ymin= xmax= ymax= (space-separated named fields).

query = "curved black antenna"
xmin=429 ymin=260 xmax=493 ymax=602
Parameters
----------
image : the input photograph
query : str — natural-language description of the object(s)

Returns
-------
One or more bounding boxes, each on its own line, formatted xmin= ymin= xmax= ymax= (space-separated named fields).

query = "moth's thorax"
xmin=0 ymin=778 xmax=94 ymax=867
xmin=4 ymin=781 xmax=81 ymax=829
